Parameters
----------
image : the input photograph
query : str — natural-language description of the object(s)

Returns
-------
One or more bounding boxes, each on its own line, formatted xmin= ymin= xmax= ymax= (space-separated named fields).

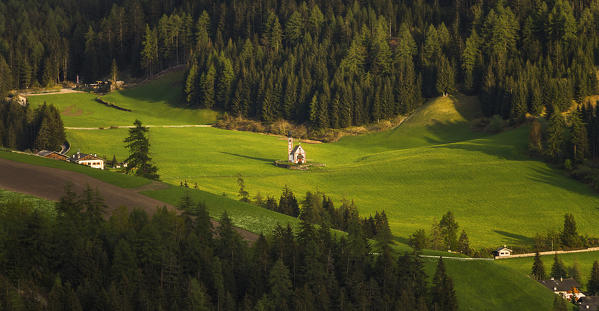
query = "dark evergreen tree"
xmin=123 ymin=119 xmax=159 ymax=180
xmin=531 ymin=252 xmax=546 ymax=280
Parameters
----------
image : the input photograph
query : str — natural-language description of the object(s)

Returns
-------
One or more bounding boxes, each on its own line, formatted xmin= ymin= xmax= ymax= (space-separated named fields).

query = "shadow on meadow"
xmin=220 ymin=151 xmax=274 ymax=164
xmin=493 ymin=230 xmax=534 ymax=247
xmin=115 ymin=70 xmax=187 ymax=108
xmin=422 ymin=119 xmax=486 ymax=146
xmin=527 ymin=166 xmax=599 ymax=199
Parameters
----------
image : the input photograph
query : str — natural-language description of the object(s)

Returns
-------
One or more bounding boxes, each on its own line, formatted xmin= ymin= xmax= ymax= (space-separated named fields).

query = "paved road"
xmin=65 ymin=124 xmax=213 ymax=130
xmin=0 ymin=157 xmax=258 ymax=241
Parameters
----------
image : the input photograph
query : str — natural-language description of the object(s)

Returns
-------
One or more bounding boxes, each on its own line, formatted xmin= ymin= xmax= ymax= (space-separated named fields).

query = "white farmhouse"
xmin=492 ymin=246 xmax=512 ymax=257
xmin=71 ymin=152 xmax=105 ymax=170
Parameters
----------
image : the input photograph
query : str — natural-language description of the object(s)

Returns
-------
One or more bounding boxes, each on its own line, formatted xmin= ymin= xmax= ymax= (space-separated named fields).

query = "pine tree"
xmin=436 ymin=56 xmax=455 ymax=97
xmin=545 ymin=110 xmax=567 ymax=162
xmin=531 ymin=252 xmax=546 ymax=280
xmin=439 ymin=211 xmax=459 ymax=250
xmin=110 ymin=58 xmax=118 ymax=83
xmin=551 ymin=255 xmax=568 ymax=279
xmin=200 ymin=65 xmax=216 ymax=109
xmin=457 ymin=230 xmax=471 ymax=256
xmin=141 ymin=25 xmax=158 ymax=77
xmin=431 ymin=257 xmax=458 ymax=311
xmin=237 ymin=175 xmax=249 ymax=202
xmin=188 ymin=279 xmax=211 ymax=311
xmin=588 ymin=261 xmax=599 ymax=295
xmin=123 ymin=119 xmax=159 ymax=180
xmin=570 ymin=112 xmax=589 ymax=163
xmin=269 ymin=258 xmax=292 ymax=310
xmin=561 ymin=213 xmax=580 ymax=248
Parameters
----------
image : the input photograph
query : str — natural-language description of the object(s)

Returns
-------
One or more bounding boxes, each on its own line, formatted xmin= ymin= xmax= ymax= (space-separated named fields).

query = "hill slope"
xmin=64 ymin=87 xmax=599 ymax=248
xmin=27 ymin=71 xmax=217 ymax=127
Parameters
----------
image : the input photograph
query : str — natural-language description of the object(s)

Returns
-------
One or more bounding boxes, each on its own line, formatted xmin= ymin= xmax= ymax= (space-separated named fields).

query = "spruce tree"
xmin=431 ymin=257 xmax=458 ymax=311
xmin=589 ymin=261 xmax=599 ymax=295
xmin=123 ymin=119 xmax=159 ymax=180
xmin=269 ymin=259 xmax=292 ymax=310
xmin=551 ymin=255 xmax=568 ymax=279
xmin=531 ymin=252 xmax=546 ymax=280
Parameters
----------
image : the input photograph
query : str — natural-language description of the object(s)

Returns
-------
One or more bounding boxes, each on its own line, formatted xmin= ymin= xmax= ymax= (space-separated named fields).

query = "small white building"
xmin=287 ymin=133 xmax=306 ymax=164
xmin=493 ymin=246 xmax=512 ymax=257
xmin=71 ymin=152 xmax=105 ymax=170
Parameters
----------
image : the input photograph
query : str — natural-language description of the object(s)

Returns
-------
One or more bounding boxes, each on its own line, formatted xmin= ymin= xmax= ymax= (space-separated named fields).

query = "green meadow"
xmin=27 ymin=70 xmax=217 ymax=128
xmin=422 ymin=258 xmax=566 ymax=311
xmin=64 ymin=93 xmax=599 ymax=248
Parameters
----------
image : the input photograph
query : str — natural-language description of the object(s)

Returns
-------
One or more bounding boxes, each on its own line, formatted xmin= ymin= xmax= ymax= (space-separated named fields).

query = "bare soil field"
xmin=0 ymin=158 xmax=258 ymax=241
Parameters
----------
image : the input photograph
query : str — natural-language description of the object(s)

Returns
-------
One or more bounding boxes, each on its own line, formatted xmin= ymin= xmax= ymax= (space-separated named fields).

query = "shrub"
xmin=485 ymin=115 xmax=505 ymax=133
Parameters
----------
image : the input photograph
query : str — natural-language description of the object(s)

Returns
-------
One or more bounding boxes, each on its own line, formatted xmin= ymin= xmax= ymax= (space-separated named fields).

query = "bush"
xmin=485 ymin=115 xmax=505 ymax=133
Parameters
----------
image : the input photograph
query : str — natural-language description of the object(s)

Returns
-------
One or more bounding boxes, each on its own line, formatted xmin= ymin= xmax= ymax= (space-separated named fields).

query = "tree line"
xmin=240 ymin=182 xmax=393 ymax=241
xmin=2 ymin=0 xmax=599 ymax=130
xmin=530 ymin=103 xmax=599 ymax=192
xmin=0 ymin=100 xmax=65 ymax=151
xmin=0 ymin=187 xmax=457 ymax=311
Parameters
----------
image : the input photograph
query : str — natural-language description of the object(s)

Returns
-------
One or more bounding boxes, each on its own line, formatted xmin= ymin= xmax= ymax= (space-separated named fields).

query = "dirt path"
xmin=23 ymin=89 xmax=84 ymax=96
xmin=0 ymin=158 xmax=258 ymax=241
xmin=65 ymin=124 xmax=213 ymax=130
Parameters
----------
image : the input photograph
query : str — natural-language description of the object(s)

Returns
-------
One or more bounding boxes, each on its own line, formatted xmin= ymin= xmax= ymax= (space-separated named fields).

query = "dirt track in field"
xmin=0 ymin=157 xmax=258 ymax=241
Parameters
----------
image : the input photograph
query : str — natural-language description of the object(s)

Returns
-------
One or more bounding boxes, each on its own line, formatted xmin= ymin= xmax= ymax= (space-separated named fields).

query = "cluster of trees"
xmin=181 ymin=0 xmax=599 ymax=129
xmin=0 ymin=187 xmax=457 ymax=311
xmin=532 ymin=213 xmax=599 ymax=252
xmin=4 ymin=0 xmax=599 ymax=128
xmin=531 ymin=253 xmax=582 ymax=283
xmin=530 ymin=104 xmax=599 ymax=192
xmin=238 ymin=182 xmax=392 ymax=241
xmin=408 ymin=211 xmax=471 ymax=255
xmin=0 ymin=101 xmax=65 ymax=151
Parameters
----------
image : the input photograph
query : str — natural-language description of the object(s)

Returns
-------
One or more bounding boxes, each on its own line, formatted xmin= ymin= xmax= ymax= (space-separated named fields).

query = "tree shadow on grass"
xmin=115 ymin=70 xmax=187 ymax=108
xmin=220 ymin=152 xmax=274 ymax=164
xmin=493 ymin=230 xmax=534 ymax=247
xmin=527 ymin=166 xmax=599 ymax=199
xmin=422 ymin=119 xmax=486 ymax=146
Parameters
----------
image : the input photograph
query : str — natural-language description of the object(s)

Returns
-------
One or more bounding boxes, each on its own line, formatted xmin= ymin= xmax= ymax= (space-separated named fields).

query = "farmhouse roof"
xmin=578 ymin=296 xmax=599 ymax=310
xmin=539 ymin=278 xmax=581 ymax=292
xmin=70 ymin=152 xmax=103 ymax=162
xmin=37 ymin=150 xmax=54 ymax=157
xmin=37 ymin=150 xmax=67 ymax=159
xmin=495 ymin=245 xmax=512 ymax=252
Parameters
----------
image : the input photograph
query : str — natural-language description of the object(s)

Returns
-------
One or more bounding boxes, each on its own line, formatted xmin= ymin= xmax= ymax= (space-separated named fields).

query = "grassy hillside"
xmin=496 ymin=251 xmax=599 ymax=290
xmin=422 ymin=259 xmax=564 ymax=311
xmin=65 ymin=94 xmax=599 ymax=248
xmin=0 ymin=151 xmax=568 ymax=310
xmin=27 ymin=71 xmax=217 ymax=127
xmin=0 ymin=188 xmax=55 ymax=211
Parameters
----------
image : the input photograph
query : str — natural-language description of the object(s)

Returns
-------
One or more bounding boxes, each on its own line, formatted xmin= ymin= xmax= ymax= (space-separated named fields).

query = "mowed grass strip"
xmin=27 ymin=71 xmax=217 ymax=128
